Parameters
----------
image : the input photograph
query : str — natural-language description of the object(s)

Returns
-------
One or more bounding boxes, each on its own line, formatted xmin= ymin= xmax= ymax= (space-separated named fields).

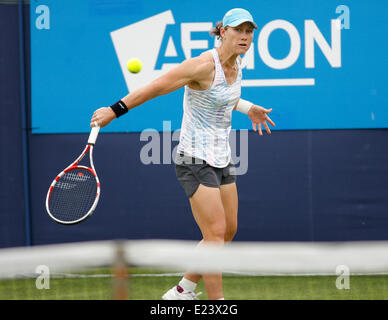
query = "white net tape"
xmin=1 ymin=240 xmax=388 ymax=278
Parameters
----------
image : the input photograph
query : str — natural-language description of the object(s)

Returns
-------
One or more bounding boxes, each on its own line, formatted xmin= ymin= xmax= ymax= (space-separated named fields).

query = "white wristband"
xmin=236 ymin=99 xmax=253 ymax=114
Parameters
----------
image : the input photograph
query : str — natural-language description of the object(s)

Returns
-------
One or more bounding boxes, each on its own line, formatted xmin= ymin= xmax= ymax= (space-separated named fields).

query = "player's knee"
xmin=211 ymin=226 xmax=226 ymax=243
xmin=224 ymin=224 xmax=237 ymax=242
xmin=224 ymin=209 xmax=238 ymax=242
xmin=206 ymin=220 xmax=226 ymax=243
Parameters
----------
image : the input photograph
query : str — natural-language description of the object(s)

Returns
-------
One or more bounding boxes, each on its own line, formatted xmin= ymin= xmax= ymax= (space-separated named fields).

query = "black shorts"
xmin=175 ymin=155 xmax=237 ymax=198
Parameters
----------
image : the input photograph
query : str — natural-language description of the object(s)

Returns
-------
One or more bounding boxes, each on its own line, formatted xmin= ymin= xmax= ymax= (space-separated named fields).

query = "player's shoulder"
xmin=191 ymin=51 xmax=215 ymax=77
xmin=182 ymin=51 xmax=214 ymax=74
xmin=197 ymin=50 xmax=214 ymax=64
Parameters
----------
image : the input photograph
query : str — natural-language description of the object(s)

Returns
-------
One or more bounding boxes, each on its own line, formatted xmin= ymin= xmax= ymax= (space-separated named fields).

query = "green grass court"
xmin=1 ymin=268 xmax=387 ymax=300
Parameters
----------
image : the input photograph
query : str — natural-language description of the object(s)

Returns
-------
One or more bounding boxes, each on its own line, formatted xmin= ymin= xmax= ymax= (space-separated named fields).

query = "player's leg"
xmin=188 ymin=184 xmax=226 ymax=300
xmin=163 ymin=159 xmax=235 ymax=300
xmin=163 ymin=184 xmax=226 ymax=300
xmin=220 ymin=182 xmax=238 ymax=242
xmin=183 ymin=182 xmax=238 ymax=285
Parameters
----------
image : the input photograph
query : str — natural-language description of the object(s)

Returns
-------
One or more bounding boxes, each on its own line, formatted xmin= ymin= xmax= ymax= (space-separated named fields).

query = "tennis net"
xmin=1 ymin=240 xmax=388 ymax=300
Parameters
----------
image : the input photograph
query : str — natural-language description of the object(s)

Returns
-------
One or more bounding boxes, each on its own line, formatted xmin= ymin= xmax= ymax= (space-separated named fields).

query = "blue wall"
xmin=28 ymin=130 xmax=388 ymax=246
xmin=1 ymin=3 xmax=387 ymax=248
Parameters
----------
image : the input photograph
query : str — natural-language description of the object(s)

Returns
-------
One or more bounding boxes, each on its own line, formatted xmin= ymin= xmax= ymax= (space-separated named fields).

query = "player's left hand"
xmin=248 ymin=105 xmax=276 ymax=135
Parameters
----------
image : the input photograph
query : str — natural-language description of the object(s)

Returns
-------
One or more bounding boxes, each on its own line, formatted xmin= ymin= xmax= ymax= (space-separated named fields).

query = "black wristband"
xmin=110 ymin=100 xmax=128 ymax=118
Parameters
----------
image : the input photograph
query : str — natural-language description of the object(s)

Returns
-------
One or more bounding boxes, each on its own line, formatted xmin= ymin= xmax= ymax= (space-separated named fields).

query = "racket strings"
xmin=49 ymin=168 xmax=97 ymax=222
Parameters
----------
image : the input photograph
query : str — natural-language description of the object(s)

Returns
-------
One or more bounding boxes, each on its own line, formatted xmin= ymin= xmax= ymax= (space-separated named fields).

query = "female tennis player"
xmin=91 ymin=8 xmax=275 ymax=300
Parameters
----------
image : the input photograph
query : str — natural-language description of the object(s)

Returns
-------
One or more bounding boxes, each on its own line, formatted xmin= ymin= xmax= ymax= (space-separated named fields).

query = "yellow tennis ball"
xmin=127 ymin=58 xmax=142 ymax=73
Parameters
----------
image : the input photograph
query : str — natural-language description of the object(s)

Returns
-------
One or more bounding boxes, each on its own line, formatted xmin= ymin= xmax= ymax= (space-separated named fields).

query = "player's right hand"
xmin=90 ymin=107 xmax=116 ymax=128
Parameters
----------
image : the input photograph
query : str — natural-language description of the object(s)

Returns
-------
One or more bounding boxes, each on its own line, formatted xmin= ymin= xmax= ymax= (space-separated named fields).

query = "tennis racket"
xmin=46 ymin=124 xmax=101 ymax=225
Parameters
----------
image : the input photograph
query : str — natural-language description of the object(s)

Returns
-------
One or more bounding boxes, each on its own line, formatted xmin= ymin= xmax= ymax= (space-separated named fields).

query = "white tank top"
xmin=176 ymin=48 xmax=242 ymax=168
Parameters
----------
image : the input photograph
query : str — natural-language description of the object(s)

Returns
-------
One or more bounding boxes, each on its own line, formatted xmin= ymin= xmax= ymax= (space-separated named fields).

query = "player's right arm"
xmin=90 ymin=55 xmax=213 ymax=128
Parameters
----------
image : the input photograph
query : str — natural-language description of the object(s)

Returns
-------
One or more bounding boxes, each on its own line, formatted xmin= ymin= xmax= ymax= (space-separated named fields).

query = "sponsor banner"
xmin=31 ymin=0 xmax=387 ymax=133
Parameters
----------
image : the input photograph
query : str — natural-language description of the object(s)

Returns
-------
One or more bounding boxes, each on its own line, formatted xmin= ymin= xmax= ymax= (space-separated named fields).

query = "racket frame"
xmin=46 ymin=127 xmax=101 ymax=225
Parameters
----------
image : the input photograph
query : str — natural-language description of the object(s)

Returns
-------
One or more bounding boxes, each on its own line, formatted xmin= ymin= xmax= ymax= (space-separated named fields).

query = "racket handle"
xmin=88 ymin=125 xmax=100 ymax=145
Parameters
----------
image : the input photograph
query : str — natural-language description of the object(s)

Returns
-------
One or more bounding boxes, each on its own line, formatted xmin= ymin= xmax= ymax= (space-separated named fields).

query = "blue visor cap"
xmin=222 ymin=8 xmax=257 ymax=29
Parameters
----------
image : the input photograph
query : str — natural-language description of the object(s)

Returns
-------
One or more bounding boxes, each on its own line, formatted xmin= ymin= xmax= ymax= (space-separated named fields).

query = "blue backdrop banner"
xmin=30 ymin=0 xmax=387 ymax=133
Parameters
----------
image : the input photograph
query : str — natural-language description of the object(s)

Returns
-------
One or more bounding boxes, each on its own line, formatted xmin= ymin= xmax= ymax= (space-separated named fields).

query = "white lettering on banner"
xmin=181 ymin=23 xmax=213 ymax=59
xmin=111 ymin=10 xmax=345 ymax=91
xmin=165 ymin=37 xmax=178 ymax=57
xmin=305 ymin=19 xmax=342 ymax=68
xmin=258 ymin=20 xmax=301 ymax=70
xmin=242 ymin=78 xmax=315 ymax=87
xmin=110 ymin=11 xmax=176 ymax=93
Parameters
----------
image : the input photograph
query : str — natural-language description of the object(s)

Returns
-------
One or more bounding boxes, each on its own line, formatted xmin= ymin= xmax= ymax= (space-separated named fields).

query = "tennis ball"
xmin=127 ymin=58 xmax=142 ymax=74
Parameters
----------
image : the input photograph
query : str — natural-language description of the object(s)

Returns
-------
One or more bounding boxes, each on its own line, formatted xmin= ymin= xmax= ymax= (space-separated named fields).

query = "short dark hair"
xmin=210 ymin=21 xmax=228 ymax=40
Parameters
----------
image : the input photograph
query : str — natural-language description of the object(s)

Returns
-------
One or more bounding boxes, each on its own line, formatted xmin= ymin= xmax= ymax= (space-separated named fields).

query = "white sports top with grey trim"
xmin=176 ymin=48 xmax=242 ymax=168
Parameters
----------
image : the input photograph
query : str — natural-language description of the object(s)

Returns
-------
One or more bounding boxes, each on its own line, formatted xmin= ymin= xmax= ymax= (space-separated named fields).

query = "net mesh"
xmin=48 ymin=167 xmax=97 ymax=223
xmin=1 ymin=240 xmax=388 ymax=300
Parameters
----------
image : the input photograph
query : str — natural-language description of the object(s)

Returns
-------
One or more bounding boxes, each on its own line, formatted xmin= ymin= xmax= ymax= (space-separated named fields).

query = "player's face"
xmin=224 ymin=22 xmax=254 ymax=55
